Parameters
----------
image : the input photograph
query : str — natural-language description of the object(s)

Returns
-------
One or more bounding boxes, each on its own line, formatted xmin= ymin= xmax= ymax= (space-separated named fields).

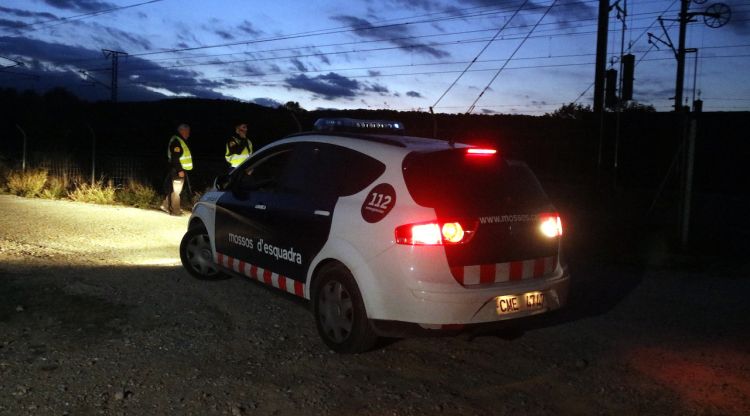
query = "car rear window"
xmin=402 ymin=149 xmax=550 ymax=212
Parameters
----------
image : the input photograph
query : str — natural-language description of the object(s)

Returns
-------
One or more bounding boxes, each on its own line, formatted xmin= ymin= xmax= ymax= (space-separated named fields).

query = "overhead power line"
xmin=89 ymin=9 xmax=680 ymax=68
xmin=571 ymin=0 xmax=680 ymax=105
xmin=80 ymin=15 xmax=750 ymax=75
xmin=467 ymin=0 xmax=559 ymax=113
xmin=120 ymin=0 xmax=602 ymax=59
xmin=430 ymin=0 xmax=531 ymax=110
xmin=5 ymin=0 xmax=166 ymax=34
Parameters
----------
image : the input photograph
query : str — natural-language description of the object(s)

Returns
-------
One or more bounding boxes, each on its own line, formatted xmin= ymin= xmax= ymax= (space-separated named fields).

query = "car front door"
xmin=214 ymin=145 xmax=295 ymax=272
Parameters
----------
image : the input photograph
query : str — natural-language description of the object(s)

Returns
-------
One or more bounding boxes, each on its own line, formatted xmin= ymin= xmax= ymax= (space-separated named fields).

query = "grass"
xmin=67 ymin=180 xmax=116 ymax=204
xmin=2 ymin=165 xmax=162 ymax=209
xmin=7 ymin=169 xmax=48 ymax=197
xmin=115 ymin=180 xmax=159 ymax=208
xmin=40 ymin=176 xmax=69 ymax=199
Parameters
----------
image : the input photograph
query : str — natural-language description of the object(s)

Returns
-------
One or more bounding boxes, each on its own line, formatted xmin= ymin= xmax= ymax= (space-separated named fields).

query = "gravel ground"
xmin=1 ymin=194 xmax=749 ymax=415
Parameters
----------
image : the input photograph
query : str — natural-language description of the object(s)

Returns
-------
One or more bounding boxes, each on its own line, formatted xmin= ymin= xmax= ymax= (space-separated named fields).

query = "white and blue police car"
xmin=180 ymin=118 xmax=570 ymax=353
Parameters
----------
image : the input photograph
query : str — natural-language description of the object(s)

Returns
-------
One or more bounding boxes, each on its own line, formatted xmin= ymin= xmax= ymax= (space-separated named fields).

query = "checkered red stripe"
xmin=215 ymin=252 xmax=306 ymax=298
xmin=450 ymin=255 xmax=557 ymax=286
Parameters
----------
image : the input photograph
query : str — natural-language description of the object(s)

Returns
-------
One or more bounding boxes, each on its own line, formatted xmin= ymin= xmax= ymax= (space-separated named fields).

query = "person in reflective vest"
xmin=161 ymin=123 xmax=193 ymax=215
xmin=225 ymin=122 xmax=253 ymax=168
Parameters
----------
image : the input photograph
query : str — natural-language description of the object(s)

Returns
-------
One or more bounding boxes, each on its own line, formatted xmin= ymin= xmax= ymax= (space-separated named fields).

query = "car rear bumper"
xmin=411 ymin=268 xmax=570 ymax=327
xmin=365 ymin=265 xmax=570 ymax=327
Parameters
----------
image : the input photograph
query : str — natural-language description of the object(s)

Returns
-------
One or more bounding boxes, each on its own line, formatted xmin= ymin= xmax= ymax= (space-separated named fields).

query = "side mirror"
xmin=214 ymin=174 xmax=231 ymax=191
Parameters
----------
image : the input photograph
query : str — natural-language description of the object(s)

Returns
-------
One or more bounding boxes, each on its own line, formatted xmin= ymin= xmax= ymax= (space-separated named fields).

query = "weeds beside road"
xmin=0 ymin=194 xmax=748 ymax=415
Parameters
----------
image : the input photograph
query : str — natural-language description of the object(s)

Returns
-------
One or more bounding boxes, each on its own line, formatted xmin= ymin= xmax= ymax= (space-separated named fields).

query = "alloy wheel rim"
xmin=318 ymin=280 xmax=354 ymax=343
xmin=186 ymin=234 xmax=218 ymax=276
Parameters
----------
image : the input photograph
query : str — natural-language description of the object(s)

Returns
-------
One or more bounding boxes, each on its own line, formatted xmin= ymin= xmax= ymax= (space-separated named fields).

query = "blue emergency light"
xmin=314 ymin=118 xmax=405 ymax=134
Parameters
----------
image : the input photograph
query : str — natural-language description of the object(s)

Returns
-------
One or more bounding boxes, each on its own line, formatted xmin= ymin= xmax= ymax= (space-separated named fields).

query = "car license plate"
xmin=496 ymin=291 xmax=545 ymax=315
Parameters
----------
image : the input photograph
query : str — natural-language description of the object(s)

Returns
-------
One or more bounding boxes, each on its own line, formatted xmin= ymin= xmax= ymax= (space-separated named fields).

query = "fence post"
xmin=15 ymin=124 xmax=26 ymax=172
xmin=87 ymin=124 xmax=96 ymax=184
xmin=680 ymin=117 xmax=697 ymax=249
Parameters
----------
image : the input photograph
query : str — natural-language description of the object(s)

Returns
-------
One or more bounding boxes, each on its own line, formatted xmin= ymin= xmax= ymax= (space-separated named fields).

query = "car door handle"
xmin=254 ymin=204 xmax=266 ymax=210
xmin=314 ymin=210 xmax=330 ymax=217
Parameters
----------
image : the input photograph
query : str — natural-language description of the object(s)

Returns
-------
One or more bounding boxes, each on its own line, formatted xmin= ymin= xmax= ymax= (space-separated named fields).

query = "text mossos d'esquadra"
xmin=228 ymin=233 xmax=302 ymax=265
xmin=228 ymin=232 xmax=254 ymax=248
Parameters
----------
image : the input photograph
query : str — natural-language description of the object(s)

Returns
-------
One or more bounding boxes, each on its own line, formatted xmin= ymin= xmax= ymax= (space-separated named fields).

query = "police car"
xmin=180 ymin=118 xmax=570 ymax=353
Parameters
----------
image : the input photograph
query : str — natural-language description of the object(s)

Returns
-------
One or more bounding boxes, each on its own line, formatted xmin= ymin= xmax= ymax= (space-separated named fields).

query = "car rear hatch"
xmin=401 ymin=147 xmax=561 ymax=287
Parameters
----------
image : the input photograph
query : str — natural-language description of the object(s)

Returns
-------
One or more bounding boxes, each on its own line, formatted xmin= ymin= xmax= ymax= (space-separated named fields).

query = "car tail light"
xmin=538 ymin=213 xmax=563 ymax=238
xmin=466 ymin=148 xmax=497 ymax=156
xmin=395 ymin=220 xmax=477 ymax=245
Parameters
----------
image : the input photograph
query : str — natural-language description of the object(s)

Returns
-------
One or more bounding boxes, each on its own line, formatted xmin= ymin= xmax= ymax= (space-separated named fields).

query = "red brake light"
xmin=466 ymin=148 xmax=497 ymax=156
xmin=539 ymin=213 xmax=563 ymax=238
xmin=409 ymin=223 xmax=442 ymax=245
xmin=396 ymin=221 xmax=476 ymax=245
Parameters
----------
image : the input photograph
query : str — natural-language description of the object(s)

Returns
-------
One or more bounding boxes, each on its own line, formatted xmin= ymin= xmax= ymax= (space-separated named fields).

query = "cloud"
xmin=42 ymin=0 xmax=116 ymax=12
xmin=386 ymin=0 xmax=596 ymax=30
xmin=214 ymin=29 xmax=234 ymax=40
xmin=406 ymin=90 xmax=422 ymax=98
xmin=0 ymin=18 xmax=25 ymax=32
xmin=285 ymin=72 xmax=361 ymax=100
xmin=222 ymin=63 xmax=262 ymax=77
xmin=331 ymin=15 xmax=450 ymax=59
xmin=725 ymin=0 xmax=750 ymax=34
xmin=365 ymin=83 xmax=389 ymax=94
xmin=463 ymin=0 xmax=595 ymax=23
xmin=93 ymin=22 xmax=153 ymax=51
xmin=0 ymin=36 xmax=232 ymax=101
xmin=238 ymin=20 xmax=263 ymax=37
xmin=368 ymin=70 xmax=381 ymax=76
xmin=290 ymin=58 xmax=307 ymax=72
xmin=371 ymin=0 xmax=446 ymax=11
xmin=251 ymin=97 xmax=282 ymax=108
xmin=0 ymin=6 xmax=57 ymax=20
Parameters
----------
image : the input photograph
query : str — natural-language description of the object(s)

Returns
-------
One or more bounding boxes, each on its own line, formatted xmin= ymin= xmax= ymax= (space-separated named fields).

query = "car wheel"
xmin=312 ymin=263 xmax=378 ymax=353
xmin=180 ymin=225 xmax=225 ymax=280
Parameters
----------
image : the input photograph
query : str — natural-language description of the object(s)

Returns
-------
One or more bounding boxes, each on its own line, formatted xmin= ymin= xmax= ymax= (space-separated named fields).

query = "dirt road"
xmin=1 ymin=194 xmax=748 ymax=415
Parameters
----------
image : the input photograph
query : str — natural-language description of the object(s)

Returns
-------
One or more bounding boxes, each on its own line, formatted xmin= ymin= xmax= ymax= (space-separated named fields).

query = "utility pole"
xmin=648 ymin=1 xmax=730 ymax=248
xmin=649 ymin=1 xmax=730 ymax=111
xmin=593 ymin=0 xmax=611 ymax=114
xmin=674 ymin=0 xmax=690 ymax=111
xmin=102 ymin=49 xmax=127 ymax=103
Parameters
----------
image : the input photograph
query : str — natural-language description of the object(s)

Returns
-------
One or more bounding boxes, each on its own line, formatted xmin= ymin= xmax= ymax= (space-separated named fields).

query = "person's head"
xmin=235 ymin=123 xmax=248 ymax=138
xmin=177 ymin=123 xmax=190 ymax=139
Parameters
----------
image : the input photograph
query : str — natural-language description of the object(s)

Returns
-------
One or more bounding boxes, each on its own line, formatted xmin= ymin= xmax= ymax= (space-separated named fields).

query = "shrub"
xmin=68 ymin=180 xmax=116 ymax=204
xmin=7 ymin=169 xmax=48 ymax=197
xmin=116 ymin=180 xmax=159 ymax=208
xmin=40 ymin=175 xmax=69 ymax=199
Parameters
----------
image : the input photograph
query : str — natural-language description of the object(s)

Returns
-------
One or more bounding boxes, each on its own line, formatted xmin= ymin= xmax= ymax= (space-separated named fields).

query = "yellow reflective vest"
xmin=225 ymin=137 xmax=253 ymax=167
xmin=168 ymin=135 xmax=193 ymax=171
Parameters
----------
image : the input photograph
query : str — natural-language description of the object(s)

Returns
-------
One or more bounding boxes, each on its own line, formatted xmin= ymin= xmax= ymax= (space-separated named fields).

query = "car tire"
xmin=312 ymin=263 xmax=378 ymax=353
xmin=180 ymin=224 xmax=226 ymax=280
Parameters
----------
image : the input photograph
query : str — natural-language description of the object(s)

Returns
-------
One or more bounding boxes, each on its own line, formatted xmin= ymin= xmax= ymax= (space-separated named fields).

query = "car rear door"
xmin=264 ymin=142 xmax=386 ymax=283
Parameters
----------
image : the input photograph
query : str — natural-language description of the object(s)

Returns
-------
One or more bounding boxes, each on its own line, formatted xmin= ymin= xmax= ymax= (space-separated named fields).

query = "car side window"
xmin=234 ymin=148 xmax=293 ymax=193
xmin=282 ymin=143 xmax=385 ymax=200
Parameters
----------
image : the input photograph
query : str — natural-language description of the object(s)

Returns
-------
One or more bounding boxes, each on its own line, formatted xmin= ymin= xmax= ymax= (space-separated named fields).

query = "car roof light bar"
xmin=314 ymin=118 xmax=406 ymax=133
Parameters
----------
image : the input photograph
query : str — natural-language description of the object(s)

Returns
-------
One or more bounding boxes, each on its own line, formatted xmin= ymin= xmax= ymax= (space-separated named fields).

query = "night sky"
xmin=1 ymin=0 xmax=748 ymax=113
